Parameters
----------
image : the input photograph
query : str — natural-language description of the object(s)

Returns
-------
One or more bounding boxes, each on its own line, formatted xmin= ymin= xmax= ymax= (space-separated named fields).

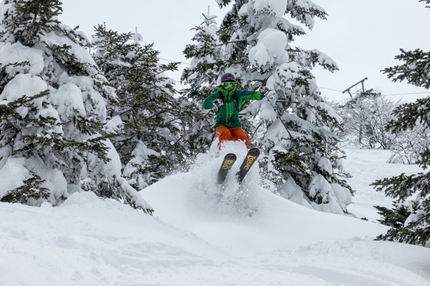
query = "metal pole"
xmin=342 ymin=77 xmax=368 ymax=98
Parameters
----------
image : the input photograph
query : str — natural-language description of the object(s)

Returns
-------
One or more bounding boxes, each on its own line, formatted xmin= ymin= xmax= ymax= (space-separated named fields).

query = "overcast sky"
xmin=60 ymin=0 xmax=430 ymax=103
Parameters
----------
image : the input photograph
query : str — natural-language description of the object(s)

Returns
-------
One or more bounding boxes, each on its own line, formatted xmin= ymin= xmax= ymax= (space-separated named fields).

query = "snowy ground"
xmin=1 ymin=146 xmax=430 ymax=286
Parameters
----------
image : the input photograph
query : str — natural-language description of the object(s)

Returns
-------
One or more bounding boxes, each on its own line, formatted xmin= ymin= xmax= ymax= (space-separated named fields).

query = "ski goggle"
xmin=223 ymin=81 xmax=235 ymax=89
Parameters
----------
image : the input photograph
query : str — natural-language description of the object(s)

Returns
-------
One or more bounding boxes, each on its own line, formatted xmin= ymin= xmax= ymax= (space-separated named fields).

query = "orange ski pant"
xmin=215 ymin=126 xmax=250 ymax=149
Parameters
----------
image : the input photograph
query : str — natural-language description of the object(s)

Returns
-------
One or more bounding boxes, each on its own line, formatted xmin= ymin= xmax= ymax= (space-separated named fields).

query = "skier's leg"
xmin=216 ymin=126 xmax=234 ymax=148
xmin=230 ymin=127 xmax=250 ymax=149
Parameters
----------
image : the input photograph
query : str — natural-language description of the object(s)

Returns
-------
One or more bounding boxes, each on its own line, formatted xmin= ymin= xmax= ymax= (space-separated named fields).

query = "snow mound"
xmin=1 ymin=147 xmax=430 ymax=285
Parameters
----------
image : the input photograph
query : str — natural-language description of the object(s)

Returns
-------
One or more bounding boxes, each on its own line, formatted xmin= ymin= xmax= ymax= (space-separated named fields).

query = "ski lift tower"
xmin=342 ymin=77 xmax=368 ymax=98
xmin=341 ymin=77 xmax=381 ymax=107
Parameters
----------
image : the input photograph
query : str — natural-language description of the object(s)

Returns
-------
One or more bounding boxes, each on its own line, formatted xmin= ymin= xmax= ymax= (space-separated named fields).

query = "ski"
xmin=217 ymin=153 xmax=237 ymax=184
xmin=236 ymin=148 xmax=260 ymax=184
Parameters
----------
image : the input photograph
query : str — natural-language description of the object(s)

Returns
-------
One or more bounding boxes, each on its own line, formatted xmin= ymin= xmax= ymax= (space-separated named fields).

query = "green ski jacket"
xmin=203 ymin=85 xmax=263 ymax=128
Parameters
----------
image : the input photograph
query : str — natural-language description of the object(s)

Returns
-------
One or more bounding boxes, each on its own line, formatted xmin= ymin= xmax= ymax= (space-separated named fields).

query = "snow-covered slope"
xmin=1 ymin=147 xmax=430 ymax=286
xmin=143 ymin=171 xmax=383 ymax=254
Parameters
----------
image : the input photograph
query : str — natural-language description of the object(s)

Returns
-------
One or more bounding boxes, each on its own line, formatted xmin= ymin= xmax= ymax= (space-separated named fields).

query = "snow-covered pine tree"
xmin=421 ymin=0 xmax=430 ymax=9
xmin=0 ymin=0 xmax=152 ymax=213
xmin=213 ymin=0 xmax=353 ymax=214
xmin=182 ymin=9 xmax=225 ymax=90
xmin=180 ymin=9 xmax=227 ymax=156
xmin=92 ymin=25 xmax=185 ymax=189
xmin=372 ymin=2 xmax=430 ymax=244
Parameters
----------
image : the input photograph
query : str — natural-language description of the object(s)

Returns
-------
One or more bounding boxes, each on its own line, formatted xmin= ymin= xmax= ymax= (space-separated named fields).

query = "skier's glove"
xmin=259 ymin=86 xmax=270 ymax=97
xmin=212 ymin=98 xmax=223 ymax=113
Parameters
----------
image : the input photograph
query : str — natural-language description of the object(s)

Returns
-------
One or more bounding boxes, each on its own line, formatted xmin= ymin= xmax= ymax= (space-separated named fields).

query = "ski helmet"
xmin=221 ymin=73 xmax=235 ymax=82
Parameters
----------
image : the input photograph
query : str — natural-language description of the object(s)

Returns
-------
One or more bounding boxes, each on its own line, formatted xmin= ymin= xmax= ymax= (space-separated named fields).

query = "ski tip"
xmin=225 ymin=153 xmax=237 ymax=158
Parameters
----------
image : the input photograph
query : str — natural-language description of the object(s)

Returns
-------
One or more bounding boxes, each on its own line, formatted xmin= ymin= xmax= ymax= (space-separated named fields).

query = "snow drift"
xmin=1 ymin=147 xmax=430 ymax=285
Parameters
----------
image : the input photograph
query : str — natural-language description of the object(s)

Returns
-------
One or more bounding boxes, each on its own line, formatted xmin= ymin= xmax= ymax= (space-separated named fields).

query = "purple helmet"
xmin=221 ymin=73 xmax=235 ymax=82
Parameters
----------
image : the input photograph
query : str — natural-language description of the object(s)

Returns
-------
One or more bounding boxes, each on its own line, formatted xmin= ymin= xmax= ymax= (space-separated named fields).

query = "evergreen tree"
xmin=210 ymin=0 xmax=352 ymax=213
xmin=371 ymin=0 xmax=430 ymax=246
xmin=180 ymin=9 xmax=226 ymax=156
xmin=92 ymin=25 xmax=184 ymax=189
xmin=182 ymin=9 xmax=225 ymax=90
xmin=0 ymin=0 xmax=152 ymax=213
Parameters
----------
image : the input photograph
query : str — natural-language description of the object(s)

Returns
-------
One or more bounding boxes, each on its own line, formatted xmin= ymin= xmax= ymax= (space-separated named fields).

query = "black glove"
xmin=260 ymin=86 xmax=270 ymax=97
xmin=212 ymin=98 xmax=223 ymax=112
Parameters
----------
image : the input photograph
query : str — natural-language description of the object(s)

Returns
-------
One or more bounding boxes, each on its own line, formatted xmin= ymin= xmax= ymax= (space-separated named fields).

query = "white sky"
xmin=60 ymin=0 xmax=430 ymax=103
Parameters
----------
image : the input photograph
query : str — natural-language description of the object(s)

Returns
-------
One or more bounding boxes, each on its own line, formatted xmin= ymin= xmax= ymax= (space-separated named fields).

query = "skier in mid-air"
xmin=203 ymin=72 xmax=266 ymax=150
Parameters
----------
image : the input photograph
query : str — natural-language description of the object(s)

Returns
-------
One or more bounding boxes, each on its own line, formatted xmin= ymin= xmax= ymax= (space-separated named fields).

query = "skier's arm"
xmin=237 ymin=90 xmax=264 ymax=107
xmin=202 ymin=92 xmax=219 ymax=110
xmin=253 ymin=91 xmax=264 ymax=100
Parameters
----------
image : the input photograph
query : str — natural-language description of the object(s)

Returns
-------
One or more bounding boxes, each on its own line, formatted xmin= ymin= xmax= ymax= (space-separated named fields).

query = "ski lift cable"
xmin=156 ymin=57 xmax=429 ymax=96
xmin=159 ymin=57 xmax=190 ymax=65
xmin=319 ymin=87 xmax=343 ymax=92
xmin=382 ymin=92 xmax=429 ymax=96
xmin=319 ymin=87 xmax=429 ymax=97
